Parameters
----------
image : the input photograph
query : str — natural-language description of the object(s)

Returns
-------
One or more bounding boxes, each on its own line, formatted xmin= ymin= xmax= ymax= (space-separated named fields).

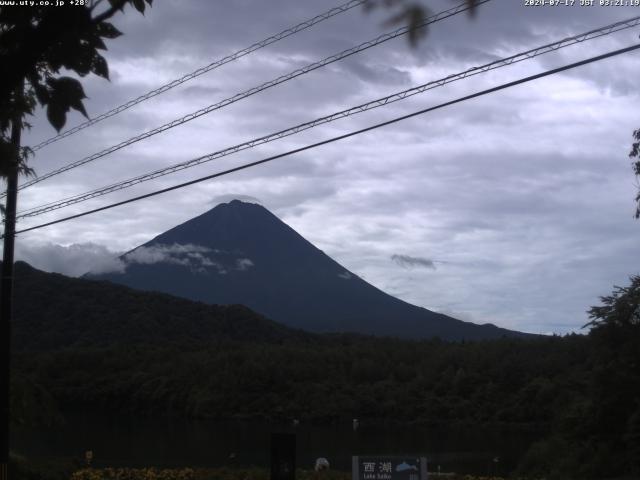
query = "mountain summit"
xmin=92 ymin=200 xmax=525 ymax=340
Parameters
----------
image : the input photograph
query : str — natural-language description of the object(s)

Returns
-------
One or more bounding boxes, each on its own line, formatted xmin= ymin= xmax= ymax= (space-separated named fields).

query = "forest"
xmin=8 ymin=263 xmax=640 ymax=478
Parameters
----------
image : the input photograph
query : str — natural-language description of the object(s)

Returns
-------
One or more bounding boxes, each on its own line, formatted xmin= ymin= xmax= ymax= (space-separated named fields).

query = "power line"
xmin=17 ymin=15 xmax=640 ymax=219
xmin=11 ymin=43 xmax=640 ymax=237
xmin=11 ymin=0 xmax=487 ymax=196
xmin=29 ymin=0 xmax=367 ymax=152
xmin=17 ymin=14 xmax=638 ymax=216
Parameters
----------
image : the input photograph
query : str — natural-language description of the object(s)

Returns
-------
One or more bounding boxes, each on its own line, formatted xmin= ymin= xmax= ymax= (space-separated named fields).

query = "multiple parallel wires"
xmin=10 ymin=0 xmax=485 ymax=196
xmin=13 ymin=44 xmax=640 ymax=236
xmin=15 ymin=14 xmax=640 ymax=220
xmin=30 ymin=0 xmax=368 ymax=152
xmin=7 ymin=0 xmax=640 ymax=234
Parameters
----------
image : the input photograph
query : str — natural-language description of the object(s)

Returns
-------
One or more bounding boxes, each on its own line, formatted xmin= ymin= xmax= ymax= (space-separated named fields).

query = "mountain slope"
xmin=10 ymin=261 xmax=309 ymax=351
xmin=91 ymin=200 xmax=526 ymax=340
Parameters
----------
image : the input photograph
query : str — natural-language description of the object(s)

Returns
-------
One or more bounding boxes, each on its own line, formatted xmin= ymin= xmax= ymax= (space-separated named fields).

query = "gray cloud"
xmin=121 ymin=244 xmax=256 ymax=275
xmin=15 ymin=242 xmax=125 ymax=277
xmin=339 ymin=58 xmax=412 ymax=86
xmin=11 ymin=0 xmax=639 ymax=335
xmin=124 ymin=243 xmax=212 ymax=265
xmin=391 ymin=254 xmax=437 ymax=270
xmin=123 ymin=243 xmax=227 ymax=273
xmin=211 ymin=194 xmax=263 ymax=206
xmin=236 ymin=258 xmax=255 ymax=271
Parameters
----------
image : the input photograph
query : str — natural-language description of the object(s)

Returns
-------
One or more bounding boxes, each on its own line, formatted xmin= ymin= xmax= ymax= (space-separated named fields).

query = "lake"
xmin=12 ymin=411 xmax=542 ymax=475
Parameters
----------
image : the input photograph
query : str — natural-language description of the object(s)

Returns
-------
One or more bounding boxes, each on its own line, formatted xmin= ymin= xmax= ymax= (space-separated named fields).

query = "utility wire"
xmin=17 ymin=15 xmax=640 ymax=219
xmin=11 ymin=0 xmax=487 ymax=197
xmin=29 ymin=0 xmax=367 ymax=152
xmin=11 ymin=43 xmax=640 ymax=237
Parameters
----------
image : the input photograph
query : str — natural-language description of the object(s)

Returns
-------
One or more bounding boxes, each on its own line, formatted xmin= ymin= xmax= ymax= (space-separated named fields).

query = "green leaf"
xmin=407 ymin=7 xmax=427 ymax=47
xmin=92 ymin=53 xmax=109 ymax=80
xmin=47 ymin=76 xmax=87 ymax=101
xmin=107 ymin=0 xmax=126 ymax=11
xmin=97 ymin=22 xmax=123 ymax=39
xmin=46 ymin=101 xmax=67 ymax=132
xmin=69 ymin=99 xmax=88 ymax=118
xmin=91 ymin=34 xmax=108 ymax=51
xmin=132 ymin=0 xmax=145 ymax=13
xmin=32 ymin=82 xmax=50 ymax=105
xmin=74 ymin=47 xmax=94 ymax=77
xmin=47 ymin=77 xmax=89 ymax=120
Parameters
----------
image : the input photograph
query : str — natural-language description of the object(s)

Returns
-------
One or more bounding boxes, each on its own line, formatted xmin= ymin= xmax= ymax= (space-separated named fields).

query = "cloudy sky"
xmin=6 ymin=0 xmax=640 ymax=334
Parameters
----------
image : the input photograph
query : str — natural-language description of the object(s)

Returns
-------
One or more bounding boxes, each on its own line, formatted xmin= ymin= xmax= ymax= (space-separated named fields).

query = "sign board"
xmin=352 ymin=456 xmax=427 ymax=480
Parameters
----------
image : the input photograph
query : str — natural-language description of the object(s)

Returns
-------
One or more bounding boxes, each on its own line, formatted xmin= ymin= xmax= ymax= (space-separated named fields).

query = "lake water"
xmin=12 ymin=412 xmax=542 ymax=475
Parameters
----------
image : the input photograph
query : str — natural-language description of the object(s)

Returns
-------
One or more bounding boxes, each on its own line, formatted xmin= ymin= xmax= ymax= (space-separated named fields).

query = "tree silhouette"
xmin=584 ymin=276 xmax=640 ymax=477
xmin=628 ymin=129 xmax=640 ymax=218
xmin=585 ymin=275 xmax=640 ymax=331
xmin=0 ymin=0 xmax=152 ymax=177
xmin=1 ymin=1 xmax=152 ymax=475
xmin=365 ymin=0 xmax=478 ymax=45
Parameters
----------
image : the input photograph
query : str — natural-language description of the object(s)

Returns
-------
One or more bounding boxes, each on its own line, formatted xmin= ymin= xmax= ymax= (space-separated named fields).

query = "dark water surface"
xmin=12 ymin=412 xmax=542 ymax=475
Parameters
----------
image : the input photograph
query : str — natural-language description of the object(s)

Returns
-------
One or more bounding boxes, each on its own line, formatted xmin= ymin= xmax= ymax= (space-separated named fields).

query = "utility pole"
xmin=1 ymin=101 xmax=21 ymax=480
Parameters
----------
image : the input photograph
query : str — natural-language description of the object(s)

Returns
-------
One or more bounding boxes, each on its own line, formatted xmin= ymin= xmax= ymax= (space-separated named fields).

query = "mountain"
xmin=90 ymin=200 xmax=527 ymax=340
xmin=9 ymin=261 xmax=586 ymax=433
xmin=11 ymin=261 xmax=310 ymax=351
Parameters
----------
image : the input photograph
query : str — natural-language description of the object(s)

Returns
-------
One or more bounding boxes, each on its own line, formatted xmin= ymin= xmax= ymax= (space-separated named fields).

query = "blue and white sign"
xmin=352 ymin=456 xmax=428 ymax=480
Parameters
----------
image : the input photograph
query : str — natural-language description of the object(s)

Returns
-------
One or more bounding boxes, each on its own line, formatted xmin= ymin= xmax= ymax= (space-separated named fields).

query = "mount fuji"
xmin=90 ymin=200 xmax=527 ymax=340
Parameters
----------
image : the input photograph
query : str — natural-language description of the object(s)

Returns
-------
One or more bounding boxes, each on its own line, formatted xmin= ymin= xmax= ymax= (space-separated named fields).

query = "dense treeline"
xmin=11 ymin=261 xmax=311 ymax=350
xmin=13 ymin=335 xmax=589 ymax=425
xmin=8 ymin=262 xmax=640 ymax=478
xmin=12 ymin=331 xmax=630 ymax=478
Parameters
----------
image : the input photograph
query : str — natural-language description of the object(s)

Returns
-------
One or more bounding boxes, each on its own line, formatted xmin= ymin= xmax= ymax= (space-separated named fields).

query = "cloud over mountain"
xmin=125 ymin=243 xmax=213 ymax=266
xmin=90 ymin=200 xmax=530 ymax=340
xmin=16 ymin=242 xmax=125 ymax=277
xmin=14 ymin=0 xmax=638 ymax=335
